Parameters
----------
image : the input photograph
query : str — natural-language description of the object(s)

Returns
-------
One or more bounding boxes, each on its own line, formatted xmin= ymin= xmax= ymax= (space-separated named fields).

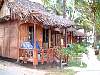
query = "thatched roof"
xmin=75 ymin=31 xmax=85 ymax=36
xmin=74 ymin=29 xmax=86 ymax=37
xmin=6 ymin=0 xmax=75 ymax=27
xmin=0 ymin=15 xmax=10 ymax=22
xmin=0 ymin=0 xmax=4 ymax=10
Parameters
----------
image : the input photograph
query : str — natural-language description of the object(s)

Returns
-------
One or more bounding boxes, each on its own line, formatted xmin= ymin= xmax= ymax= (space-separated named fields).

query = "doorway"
xmin=28 ymin=26 xmax=34 ymax=46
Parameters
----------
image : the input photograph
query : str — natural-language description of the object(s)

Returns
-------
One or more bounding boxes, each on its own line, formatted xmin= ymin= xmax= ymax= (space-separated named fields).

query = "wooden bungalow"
xmin=0 ymin=0 xmax=75 ymax=66
xmin=66 ymin=26 xmax=86 ymax=44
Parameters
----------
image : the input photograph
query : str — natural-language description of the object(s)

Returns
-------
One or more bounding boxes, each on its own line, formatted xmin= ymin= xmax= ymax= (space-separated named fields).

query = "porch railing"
xmin=19 ymin=47 xmax=67 ymax=65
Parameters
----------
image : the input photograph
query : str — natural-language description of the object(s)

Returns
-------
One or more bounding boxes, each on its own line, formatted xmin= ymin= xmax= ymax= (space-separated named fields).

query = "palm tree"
xmin=42 ymin=0 xmax=65 ymax=15
xmin=63 ymin=0 xmax=66 ymax=18
xmin=41 ymin=0 xmax=50 ymax=6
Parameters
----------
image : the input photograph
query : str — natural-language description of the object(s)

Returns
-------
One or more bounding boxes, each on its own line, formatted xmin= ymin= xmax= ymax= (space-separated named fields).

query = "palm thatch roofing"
xmin=75 ymin=31 xmax=86 ymax=37
xmin=0 ymin=0 xmax=4 ymax=10
xmin=6 ymin=0 xmax=75 ymax=27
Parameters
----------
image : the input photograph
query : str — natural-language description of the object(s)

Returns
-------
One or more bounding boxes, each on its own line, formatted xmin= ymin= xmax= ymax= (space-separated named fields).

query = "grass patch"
xmin=68 ymin=57 xmax=87 ymax=68
xmin=46 ymin=69 xmax=75 ymax=75
xmin=97 ymin=54 xmax=100 ymax=61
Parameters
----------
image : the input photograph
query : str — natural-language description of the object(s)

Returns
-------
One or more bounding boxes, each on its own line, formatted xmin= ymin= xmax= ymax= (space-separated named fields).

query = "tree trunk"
xmin=63 ymin=0 xmax=66 ymax=18
xmin=59 ymin=0 xmax=67 ymax=69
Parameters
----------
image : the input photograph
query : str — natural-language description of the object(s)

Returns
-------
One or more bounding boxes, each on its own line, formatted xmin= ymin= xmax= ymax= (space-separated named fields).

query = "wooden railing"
xmin=19 ymin=47 xmax=67 ymax=65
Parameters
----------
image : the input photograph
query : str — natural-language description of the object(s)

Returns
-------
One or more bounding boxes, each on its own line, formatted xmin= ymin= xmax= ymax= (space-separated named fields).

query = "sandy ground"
xmin=1 ymin=46 xmax=100 ymax=75
xmin=64 ymin=46 xmax=100 ymax=75
xmin=75 ymin=47 xmax=100 ymax=75
xmin=0 ymin=59 xmax=47 ymax=75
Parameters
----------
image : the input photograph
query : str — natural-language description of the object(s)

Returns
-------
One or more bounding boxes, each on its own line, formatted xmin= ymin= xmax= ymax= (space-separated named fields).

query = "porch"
xmin=18 ymin=22 xmax=68 ymax=67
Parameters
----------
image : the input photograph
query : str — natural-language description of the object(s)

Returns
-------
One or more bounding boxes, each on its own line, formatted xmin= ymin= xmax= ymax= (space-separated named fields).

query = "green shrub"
xmin=58 ymin=43 xmax=88 ymax=57
xmin=46 ymin=69 xmax=75 ymax=75
xmin=68 ymin=58 xmax=87 ymax=68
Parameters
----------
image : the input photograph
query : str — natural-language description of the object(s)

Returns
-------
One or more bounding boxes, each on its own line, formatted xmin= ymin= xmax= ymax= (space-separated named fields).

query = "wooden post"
xmin=33 ymin=23 xmax=38 ymax=67
xmin=41 ymin=49 xmax=44 ymax=64
xmin=17 ymin=22 xmax=20 ymax=62
xmin=47 ymin=48 xmax=51 ymax=63
xmin=45 ymin=29 xmax=46 ymax=42
xmin=34 ymin=24 xmax=36 ymax=49
xmin=55 ymin=32 xmax=56 ymax=46
xmin=49 ymin=29 xmax=51 ymax=48
xmin=79 ymin=36 xmax=81 ymax=43
xmin=71 ymin=31 xmax=73 ymax=44
xmin=65 ymin=28 xmax=67 ymax=47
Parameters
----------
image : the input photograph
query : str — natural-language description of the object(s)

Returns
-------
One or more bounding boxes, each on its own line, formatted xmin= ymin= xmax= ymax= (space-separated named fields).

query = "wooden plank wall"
xmin=56 ymin=34 xmax=61 ymax=46
xmin=36 ymin=24 xmax=43 ymax=48
xmin=0 ymin=22 xmax=43 ymax=59
xmin=19 ymin=23 xmax=28 ymax=47
xmin=4 ymin=23 xmax=10 ymax=57
xmin=0 ymin=21 xmax=18 ymax=59
xmin=19 ymin=23 xmax=43 ymax=49
xmin=9 ymin=21 xmax=18 ymax=59
xmin=51 ymin=32 xmax=62 ymax=47
xmin=0 ymin=24 xmax=4 ymax=56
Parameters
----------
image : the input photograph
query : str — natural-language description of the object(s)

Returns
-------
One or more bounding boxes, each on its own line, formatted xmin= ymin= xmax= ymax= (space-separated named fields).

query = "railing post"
xmin=41 ymin=49 xmax=44 ymax=64
xmin=33 ymin=49 xmax=38 ymax=68
xmin=47 ymin=48 xmax=50 ymax=63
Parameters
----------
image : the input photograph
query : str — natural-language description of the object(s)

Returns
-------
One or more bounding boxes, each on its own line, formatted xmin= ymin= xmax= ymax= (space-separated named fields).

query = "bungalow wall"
xmin=19 ymin=23 xmax=43 ymax=49
xmin=0 ymin=20 xmax=43 ymax=59
xmin=19 ymin=23 xmax=28 ymax=47
xmin=36 ymin=24 xmax=43 ymax=48
xmin=0 ymin=21 xmax=18 ymax=59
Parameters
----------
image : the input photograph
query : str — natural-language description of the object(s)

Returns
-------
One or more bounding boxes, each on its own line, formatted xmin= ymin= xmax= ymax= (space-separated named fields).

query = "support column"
xmin=49 ymin=29 xmax=51 ymax=48
xmin=33 ymin=23 xmax=38 ymax=67
xmin=65 ymin=28 xmax=67 ymax=47
xmin=45 ymin=29 xmax=46 ymax=42
xmin=71 ymin=31 xmax=73 ymax=44
xmin=55 ymin=32 xmax=56 ymax=46
xmin=34 ymin=24 xmax=36 ymax=49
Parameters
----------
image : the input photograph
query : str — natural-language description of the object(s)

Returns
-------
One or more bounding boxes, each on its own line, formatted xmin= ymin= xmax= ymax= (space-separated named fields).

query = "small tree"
xmin=57 ymin=43 xmax=88 ymax=68
xmin=72 ymin=43 xmax=87 ymax=56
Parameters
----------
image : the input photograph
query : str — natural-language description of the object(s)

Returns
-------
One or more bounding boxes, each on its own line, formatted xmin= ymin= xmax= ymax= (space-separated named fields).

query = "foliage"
xmin=75 ymin=0 xmax=100 ymax=33
xmin=41 ymin=0 xmax=51 ymax=6
xmin=68 ymin=57 xmax=87 ymax=68
xmin=72 ymin=43 xmax=87 ymax=56
xmin=97 ymin=54 xmax=100 ymax=61
xmin=41 ymin=0 xmax=63 ymax=15
xmin=58 ymin=43 xmax=88 ymax=57
xmin=42 ymin=0 xmax=100 ymax=33
xmin=74 ymin=0 xmax=93 ymax=31
xmin=58 ymin=44 xmax=73 ymax=57
xmin=46 ymin=69 xmax=75 ymax=75
xmin=56 ymin=43 xmax=87 ymax=68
